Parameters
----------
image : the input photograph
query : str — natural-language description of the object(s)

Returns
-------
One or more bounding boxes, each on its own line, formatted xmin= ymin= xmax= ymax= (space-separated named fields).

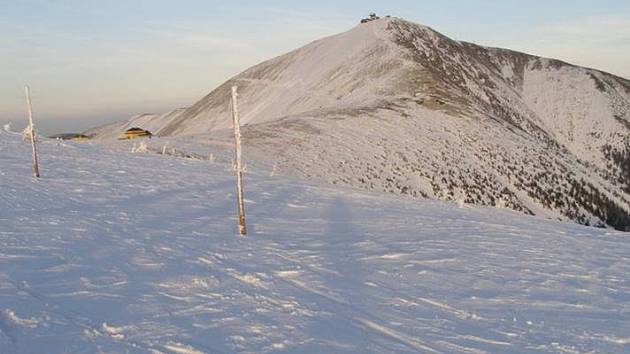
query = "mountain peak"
xmin=90 ymin=18 xmax=630 ymax=230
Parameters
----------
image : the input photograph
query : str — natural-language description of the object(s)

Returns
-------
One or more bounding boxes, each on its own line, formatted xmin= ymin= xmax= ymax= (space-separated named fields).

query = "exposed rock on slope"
xmin=90 ymin=17 xmax=630 ymax=230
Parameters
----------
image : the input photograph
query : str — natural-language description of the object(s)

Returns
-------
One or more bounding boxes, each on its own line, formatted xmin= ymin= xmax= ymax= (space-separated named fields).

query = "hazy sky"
xmin=2 ymin=0 xmax=630 ymax=134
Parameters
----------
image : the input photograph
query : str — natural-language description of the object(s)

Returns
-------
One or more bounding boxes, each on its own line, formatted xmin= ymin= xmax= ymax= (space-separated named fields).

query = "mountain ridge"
xmin=87 ymin=17 xmax=630 ymax=230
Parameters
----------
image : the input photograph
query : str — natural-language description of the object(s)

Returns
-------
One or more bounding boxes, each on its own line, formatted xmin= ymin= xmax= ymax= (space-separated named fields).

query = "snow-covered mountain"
xmin=2 ymin=130 xmax=630 ymax=353
xmin=87 ymin=108 xmax=188 ymax=141
xmin=88 ymin=17 xmax=630 ymax=230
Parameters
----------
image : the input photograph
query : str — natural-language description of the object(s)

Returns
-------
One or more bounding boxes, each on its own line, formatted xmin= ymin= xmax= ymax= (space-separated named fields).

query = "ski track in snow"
xmin=1 ymin=132 xmax=630 ymax=353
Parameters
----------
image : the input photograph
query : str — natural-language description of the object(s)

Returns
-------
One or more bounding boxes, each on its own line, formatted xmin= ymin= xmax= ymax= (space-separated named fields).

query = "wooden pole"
xmin=25 ymin=86 xmax=40 ymax=178
xmin=231 ymin=86 xmax=247 ymax=235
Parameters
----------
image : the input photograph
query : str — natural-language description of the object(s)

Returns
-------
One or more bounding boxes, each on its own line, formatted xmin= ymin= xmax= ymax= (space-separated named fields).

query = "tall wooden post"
xmin=25 ymin=86 xmax=40 ymax=178
xmin=231 ymin=86 xmax=247 ymax=235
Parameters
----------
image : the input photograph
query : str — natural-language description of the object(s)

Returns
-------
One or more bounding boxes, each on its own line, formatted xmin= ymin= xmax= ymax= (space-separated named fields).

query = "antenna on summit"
xmin=360 ymin=13 xmax=380 ymax=24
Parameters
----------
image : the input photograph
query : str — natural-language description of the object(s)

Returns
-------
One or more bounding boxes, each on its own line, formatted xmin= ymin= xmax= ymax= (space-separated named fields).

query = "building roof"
xmin=125 ymin=127 xmax=147 ymax=132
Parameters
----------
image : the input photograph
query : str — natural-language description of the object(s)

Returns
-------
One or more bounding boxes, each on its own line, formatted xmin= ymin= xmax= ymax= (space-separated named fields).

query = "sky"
xmin=2 ymin=0 xmax=630 ymax=135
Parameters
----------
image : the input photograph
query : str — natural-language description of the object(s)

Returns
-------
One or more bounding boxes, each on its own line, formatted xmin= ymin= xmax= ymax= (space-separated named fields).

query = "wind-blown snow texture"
xmin=87 ymin=17 xmax=630 ymax=231
xmin=2 ymin=131 xmax=630 ymax=353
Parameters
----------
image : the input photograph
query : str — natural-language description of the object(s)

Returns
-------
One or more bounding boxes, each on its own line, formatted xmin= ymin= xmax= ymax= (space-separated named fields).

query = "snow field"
xmin=1 ymin=132 xmax=629 ymax=353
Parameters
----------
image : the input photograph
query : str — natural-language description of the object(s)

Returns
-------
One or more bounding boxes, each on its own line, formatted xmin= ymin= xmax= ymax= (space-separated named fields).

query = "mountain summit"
xmin=89 ymin=17 xmax=630 ymax=230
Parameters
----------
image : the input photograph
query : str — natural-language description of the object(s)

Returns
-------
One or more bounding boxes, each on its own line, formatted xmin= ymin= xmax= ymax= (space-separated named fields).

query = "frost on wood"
xmin=131 ymin=141 xmax=149 ymax=153
xmin=24 ymin=86 xmax=40 ymax=178
xmin=231 ymin=86 xmax=247 ymax=235
xmin=21 ymin=127 xmax=31 ymax=141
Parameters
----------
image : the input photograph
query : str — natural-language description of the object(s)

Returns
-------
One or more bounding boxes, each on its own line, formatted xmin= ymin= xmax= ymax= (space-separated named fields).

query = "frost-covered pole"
xmin=231 ymin=86 xmax=247 ymax=235
xmin=25 ymin=86 xmax=40 ymax=178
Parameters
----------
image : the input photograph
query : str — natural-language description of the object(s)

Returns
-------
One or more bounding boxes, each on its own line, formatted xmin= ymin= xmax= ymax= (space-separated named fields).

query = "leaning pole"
xmin=230 ymin=86 xmax=247 ymax=236
xmin=25 ymin=86 xmax=41 ymax=178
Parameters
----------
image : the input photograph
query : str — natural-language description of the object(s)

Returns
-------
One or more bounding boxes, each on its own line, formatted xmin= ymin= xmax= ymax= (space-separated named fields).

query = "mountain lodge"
xmin=123 ymin=127 xmax=152 ymax=140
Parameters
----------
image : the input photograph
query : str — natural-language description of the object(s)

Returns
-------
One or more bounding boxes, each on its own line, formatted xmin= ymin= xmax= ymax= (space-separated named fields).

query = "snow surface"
xmin=522 ymin=63 xmax=627 ymax=169
xmin=1 ymin=131 xmax=630 ymax=353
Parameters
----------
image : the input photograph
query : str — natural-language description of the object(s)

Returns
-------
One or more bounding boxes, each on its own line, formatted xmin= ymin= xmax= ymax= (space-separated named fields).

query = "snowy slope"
xmin=156 ymin=19 xmax=403 ymax=136
xmin=87 ymin=17 xmax=630 ymax=231
xmin=2 ymin=131 xmax=630 ymax=353
xmin=86 ymin=108 xmax=188 ymax=140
